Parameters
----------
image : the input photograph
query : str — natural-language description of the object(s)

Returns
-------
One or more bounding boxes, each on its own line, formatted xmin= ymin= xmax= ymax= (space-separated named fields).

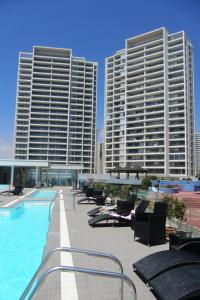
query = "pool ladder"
xmin=20 ymin=247 xmax=137 ymax=300
xmin=48 ymin=199 xmax=54 ymax=220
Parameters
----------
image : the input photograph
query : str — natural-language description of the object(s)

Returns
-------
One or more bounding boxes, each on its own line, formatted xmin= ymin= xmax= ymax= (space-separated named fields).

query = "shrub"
xmin=87 ymin=178 xmax=94 ymax=187
xmin=166 ymin=185 xmax=177 ymax=188
xmin=94 ymin=182 xmax=106 ymax=191
xmin=140 ymin=177 xmax=152 ymax=190
xmin=162 ymin=194 xmax=186 ymax=223
xmin=102 ymin=184 xmax=134 ymax=199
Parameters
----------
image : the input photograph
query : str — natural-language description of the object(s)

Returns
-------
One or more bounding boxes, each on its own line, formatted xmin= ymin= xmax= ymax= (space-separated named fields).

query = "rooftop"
xmin=0 ymin=187 xmax=179 ymax=299
xmin=1 ymin=185 xmax=200 ymax=298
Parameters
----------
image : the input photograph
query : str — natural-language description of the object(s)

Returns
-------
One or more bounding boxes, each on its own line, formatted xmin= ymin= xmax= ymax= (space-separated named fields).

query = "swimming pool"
xmin=26 ymin=189 xmax=57 ymax=200
xmin=0 ymin=184 xmax=9 ymax=191
xmin=0 ymin=191 xmax=57 ymax=299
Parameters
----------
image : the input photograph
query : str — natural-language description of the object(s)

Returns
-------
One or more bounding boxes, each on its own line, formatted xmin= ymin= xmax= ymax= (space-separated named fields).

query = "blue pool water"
xmin=27 ymin=190 xmax=57 ymax=200
xmin=0 ymin=192 xmax=57 ymax=299
xmin=0 ymin=184 xmax=9 ymax=191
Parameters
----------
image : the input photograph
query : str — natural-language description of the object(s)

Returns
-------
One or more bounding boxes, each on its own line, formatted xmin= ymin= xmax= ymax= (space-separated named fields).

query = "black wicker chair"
xmin=134 ymin=201 xmax=167 ymax=246
xmin=131 ymin=200 xmax=150 ymax=231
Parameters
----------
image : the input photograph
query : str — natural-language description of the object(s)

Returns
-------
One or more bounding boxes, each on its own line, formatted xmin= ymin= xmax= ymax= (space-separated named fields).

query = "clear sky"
xmin=0 ymin=0 xmax=199 ymax=158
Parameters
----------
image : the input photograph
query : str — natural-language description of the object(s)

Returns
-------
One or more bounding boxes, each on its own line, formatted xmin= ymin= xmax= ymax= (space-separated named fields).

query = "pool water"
xmin=0 ymin=184 xmax=9 ymax=191
xmin=27 ymin=190 xmax=57 ymax=200
xmin=0 ymin=201 xmax=52 ymax=299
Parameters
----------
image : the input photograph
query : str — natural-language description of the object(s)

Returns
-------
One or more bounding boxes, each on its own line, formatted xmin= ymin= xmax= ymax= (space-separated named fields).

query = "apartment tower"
xmin=95 ymin=129 xmax=105 ymax=174
xmin=195 ymin=133 xmax=200 ymax=176
xmin=14 ymin=46 xmax=97 ymax=173
xmin=105 ymin=28 xmax=194 ymax=177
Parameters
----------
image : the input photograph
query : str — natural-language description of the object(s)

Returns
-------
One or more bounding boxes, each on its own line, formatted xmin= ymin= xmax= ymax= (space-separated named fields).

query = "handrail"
xmin=20 ymin=247 xmax=124 ymax=300
xmin=25 ymin=265 xmax=137 ymax=300
xmin=48 ymin=191 xmax=60 ymax=220
xmin=48 ymin=200 xmax=54 ymax=220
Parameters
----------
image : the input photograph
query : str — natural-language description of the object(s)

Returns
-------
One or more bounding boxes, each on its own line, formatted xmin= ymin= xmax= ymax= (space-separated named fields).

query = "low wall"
xmin=79 ymin=173 xmax=141 ymax=185
xmin=152 ymin=180 xmax=200 ymax=192
xmin=149 ymin=187 xmax=179 ymax=194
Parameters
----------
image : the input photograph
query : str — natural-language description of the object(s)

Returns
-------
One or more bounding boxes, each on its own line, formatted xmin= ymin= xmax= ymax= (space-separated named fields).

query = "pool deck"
xmin=0 ymin=187 xmax=168 ymax=299
xmin=38 ymin=187 xmax=168 ymax=300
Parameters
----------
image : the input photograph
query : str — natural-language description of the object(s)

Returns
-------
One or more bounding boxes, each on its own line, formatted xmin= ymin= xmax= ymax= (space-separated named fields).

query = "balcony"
xmin=145 ymin=141 xmax=164 ymax=148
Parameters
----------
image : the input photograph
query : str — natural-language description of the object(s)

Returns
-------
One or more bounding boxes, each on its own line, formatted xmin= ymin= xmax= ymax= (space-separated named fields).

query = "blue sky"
xmin=0 ymin=0 xmax=199 ymax=157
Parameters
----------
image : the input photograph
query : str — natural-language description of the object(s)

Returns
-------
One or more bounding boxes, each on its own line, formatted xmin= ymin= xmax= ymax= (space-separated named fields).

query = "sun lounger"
xmin=88 ymin=197 xmax=136 ymax=227
xmin=88 ymin=212 xmax=134 ymax=227
xmin=133 ymin=249 xmax=200 ymax=283
xmin=87 ymin=205 xmax=117 ymax=217
xmin=87 ymin=194 xmax=137 ymax=217
xmin=133 ymin=240 xmax=200 ymax=300
xmin=77 ymin=188 xmax=104 ymax=204
xmin=149 ymin=264 xmax=200 ymax=300
xmin=0 ymin=185 xmax=23 ymax=195
xmin=78 ymin=195 xmax=107 ymax=206
xmin=73 ymin=185 xmax=88 ymax=197
xmin=87 ymin=198 xmax=146 ymax=226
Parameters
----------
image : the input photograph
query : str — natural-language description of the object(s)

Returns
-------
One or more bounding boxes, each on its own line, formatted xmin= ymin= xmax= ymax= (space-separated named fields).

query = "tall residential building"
xmin=195 ymin=133 xmax=200 ymax=176
xmin=14 ymin=46 xmax=97 ymax=173
xmin=95 ymin=129 xmax=105 ymax=174
xmin=105 ymin=28 xmax=194 ymax=177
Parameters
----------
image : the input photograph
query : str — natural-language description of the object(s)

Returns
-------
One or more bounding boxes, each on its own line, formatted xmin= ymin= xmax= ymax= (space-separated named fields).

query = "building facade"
xmin=195 ymin=133 xmax=200 ymax=176
xmin=14 ymin=46 xmax=97 ymax=173
xmin=95 ymin=140 xmax=104 ymax=174
xmin=95 ymin=129 xmax=105 ymax=174
xmin=105 ymin=27 xmax=195 ymax=177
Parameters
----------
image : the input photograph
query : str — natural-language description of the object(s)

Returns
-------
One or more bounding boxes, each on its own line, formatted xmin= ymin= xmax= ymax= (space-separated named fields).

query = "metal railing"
xmin=48 ymin=190 xmax=59 ymax=220
xmin=48 ymin=200 xmax=55 ymax=220
xmin=20 ymin=247 xmax=126 ymax=300
xmin=23 ymin=266 xmax=137 ymax=300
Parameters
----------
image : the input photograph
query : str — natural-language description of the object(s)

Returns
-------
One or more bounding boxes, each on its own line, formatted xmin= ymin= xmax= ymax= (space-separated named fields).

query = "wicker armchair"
xmin=131 ymin=200 xmax=149 ymax=231
xmin=134 ymin=201 xmax=167 ymax=246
